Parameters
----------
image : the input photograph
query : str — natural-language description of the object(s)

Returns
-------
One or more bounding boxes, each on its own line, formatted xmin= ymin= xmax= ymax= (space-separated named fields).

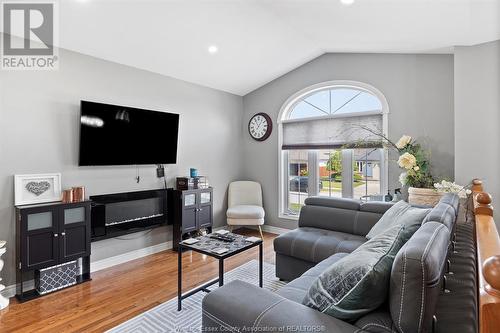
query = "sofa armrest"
xmin=201 ymin=280 xmax=361 ymax=333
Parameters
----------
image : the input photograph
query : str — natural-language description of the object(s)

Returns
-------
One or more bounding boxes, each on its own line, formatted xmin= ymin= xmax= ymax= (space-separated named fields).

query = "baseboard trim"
xmin=90 ymin=240 xmax=173 ymax=273
xmin=2 ymin=284 xmax=17 ymax=299
xmin=246 ymin=224 xmax=291 ymax=235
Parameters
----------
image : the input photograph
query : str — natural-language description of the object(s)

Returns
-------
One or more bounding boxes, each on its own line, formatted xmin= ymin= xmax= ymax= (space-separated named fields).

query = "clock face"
xmin=248 ymin=113 xmax=272 ymax=141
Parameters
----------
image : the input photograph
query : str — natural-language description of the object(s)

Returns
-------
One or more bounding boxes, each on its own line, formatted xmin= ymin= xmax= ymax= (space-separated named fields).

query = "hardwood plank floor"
xmin=0 ymin=229 xmax=278 ymax=333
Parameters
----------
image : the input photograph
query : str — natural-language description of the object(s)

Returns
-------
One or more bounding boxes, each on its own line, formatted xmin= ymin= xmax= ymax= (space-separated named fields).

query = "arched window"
xmin=278 ymin=81 xmax=389 ymax=218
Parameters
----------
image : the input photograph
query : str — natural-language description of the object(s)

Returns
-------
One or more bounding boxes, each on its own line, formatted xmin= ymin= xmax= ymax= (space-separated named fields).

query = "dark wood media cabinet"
xmin=16 ymin=201 xmax=92 ymax=302
xmin=169 ymin=188 xmax=214 ymax=252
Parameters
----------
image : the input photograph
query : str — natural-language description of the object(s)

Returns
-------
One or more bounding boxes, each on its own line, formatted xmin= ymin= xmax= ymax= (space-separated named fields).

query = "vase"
xmin=408 ymin=187 xmax=443 ymax=206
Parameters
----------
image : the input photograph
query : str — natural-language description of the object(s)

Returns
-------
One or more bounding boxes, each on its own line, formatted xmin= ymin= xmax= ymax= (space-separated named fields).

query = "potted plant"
xmin=354 ymin=127 xmax=471 ymax=205
xmin=352 ymin=127 xmax=440 ymax=205
xmin=393 ymin=135 xmax=441 ymax=205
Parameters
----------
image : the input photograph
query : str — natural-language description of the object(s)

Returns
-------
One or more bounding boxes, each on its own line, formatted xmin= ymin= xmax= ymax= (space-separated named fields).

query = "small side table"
xmin=177 ymin=233 xmax=263 ymax=311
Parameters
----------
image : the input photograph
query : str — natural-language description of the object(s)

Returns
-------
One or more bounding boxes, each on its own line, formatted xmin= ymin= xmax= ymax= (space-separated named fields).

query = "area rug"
xmin=107 ymin=260 xmax=285 ymax=333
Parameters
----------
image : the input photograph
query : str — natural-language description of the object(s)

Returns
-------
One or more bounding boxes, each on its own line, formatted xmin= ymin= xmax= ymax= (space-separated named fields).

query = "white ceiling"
xmin=56 ymin=0 xmax=500 ymax=95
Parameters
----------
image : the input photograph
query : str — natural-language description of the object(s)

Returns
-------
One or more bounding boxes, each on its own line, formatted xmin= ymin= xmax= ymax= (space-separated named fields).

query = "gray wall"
xmin=0 ymin=46 xmax=243 ymax=286
xmin=0 ymin=49 xmax=460 ymax=286
xmin=242 ymin=53 xmax=455 ymax=229
xmin=454 ymin=40 xmax=500 ymax=223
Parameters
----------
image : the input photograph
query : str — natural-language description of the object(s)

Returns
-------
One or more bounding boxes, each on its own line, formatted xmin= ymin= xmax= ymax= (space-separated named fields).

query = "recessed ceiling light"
xmin=340 ymin=0 xmax=355 ymax=5
xmin=208 ymin=45 xmax=218 ymax=54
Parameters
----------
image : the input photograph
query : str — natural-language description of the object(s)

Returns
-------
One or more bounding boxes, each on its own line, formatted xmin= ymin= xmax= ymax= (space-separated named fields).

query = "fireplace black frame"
xmin=90 ymin=189 xmax=170 ymax=242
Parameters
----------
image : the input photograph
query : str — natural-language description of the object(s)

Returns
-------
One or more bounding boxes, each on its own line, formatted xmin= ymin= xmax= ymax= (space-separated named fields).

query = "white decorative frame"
xmin=14 ymin=173 xmax=62 ymax=206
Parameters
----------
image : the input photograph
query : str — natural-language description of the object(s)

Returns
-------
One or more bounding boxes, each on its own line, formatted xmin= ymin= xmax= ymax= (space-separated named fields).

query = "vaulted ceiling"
xmin=52 ymin=0 xmax=500 ymax=95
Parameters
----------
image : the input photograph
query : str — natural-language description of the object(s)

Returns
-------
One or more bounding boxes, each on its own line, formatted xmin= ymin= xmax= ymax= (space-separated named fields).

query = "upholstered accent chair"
xmin=226 ymin=181 xmax=265 ymax=238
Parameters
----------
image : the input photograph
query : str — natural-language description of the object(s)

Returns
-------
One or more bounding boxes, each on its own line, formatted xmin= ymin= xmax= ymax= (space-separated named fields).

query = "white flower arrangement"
xmin=434 ymin=180 xmax=472 ymax=198
xmin=353 ymin=128 xmax=435 ymax=188
xmin=393 ymin=135 xmax=434 ymax=188
xmin=398 ymin=152 xmax=417 ymax=170
xmin=399 ymin=172 xmax=408 ymax=186
xmin=396 ymin=135 xmax=412 ymax=149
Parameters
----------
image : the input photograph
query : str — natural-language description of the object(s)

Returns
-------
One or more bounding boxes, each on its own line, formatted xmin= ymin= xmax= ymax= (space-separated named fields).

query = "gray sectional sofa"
xmin=202 ymin=194 xmax=476 ymax=333
xmin=274 ymin=197 xmax=394 ymax=281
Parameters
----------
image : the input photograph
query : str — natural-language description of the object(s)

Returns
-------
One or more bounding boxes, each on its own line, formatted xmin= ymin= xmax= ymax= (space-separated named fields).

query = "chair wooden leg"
xmin=258 ymin=226 xmax=264 ymax=239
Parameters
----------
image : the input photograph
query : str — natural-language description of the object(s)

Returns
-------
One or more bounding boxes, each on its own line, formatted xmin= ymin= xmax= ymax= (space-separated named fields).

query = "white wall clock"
xmin=248 ymin=113 xmax=272 ymax=141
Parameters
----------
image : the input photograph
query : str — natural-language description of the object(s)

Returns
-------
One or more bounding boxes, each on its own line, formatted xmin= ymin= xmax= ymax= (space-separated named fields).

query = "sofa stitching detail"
xmin=353 ymin=211 xmax=359 ymax=234
xmin=418 ymin=259 xmax=425 ymax=332
xmin=397 ymin=251 xmax=407 ymax=333
xmin=310 ymin=236 xmax=323 ymax=262
xmin=422 ymin=224 xmax=446 ymax=262
xmin=360 ymin=322 xmax=396 ymax=333
xmin=417 ymin=225 xmax=445 ymax=332
xmin=252 ymin=299 xmax=285 ymax=328
xmin=202 ymin=309 xmax=239 ymax=332
xmin=439 ymin=205 xmax=451 ymax=224
xmin=289 ymin=232 xmax=301 ymax=258
xmin=332 ymin=239 xmax=344 ymax=255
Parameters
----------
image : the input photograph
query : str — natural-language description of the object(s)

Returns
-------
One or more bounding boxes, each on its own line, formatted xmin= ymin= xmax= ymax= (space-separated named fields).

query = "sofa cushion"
xmin=422 ymin=202 xmax=456 ymax=231
xmin=299 ymin=204 xmax=386 ymax=237
xmin=274 ymin=227 xmax=366 ymax=263
xmin=360 ymin=201 xmax=394 ymax=214
xmin=302 ymin=223 xmax=419 ymax=321
xmin=366 ymin=200 xmax=430 ymax=239
xmin=226 ymin=205 xmax=265 ymax=219
xmin=277 ymin=253 xmax=349 ymax=303
xmin=304 ymin=196 xmax=361 ymax=210
xmin=389 ymin=221 xmax=450 ymax=333
xmin=438 ymin=193 xmax=460 ymax=217
xmin=202 ymin=280 xmax=362 ymax=333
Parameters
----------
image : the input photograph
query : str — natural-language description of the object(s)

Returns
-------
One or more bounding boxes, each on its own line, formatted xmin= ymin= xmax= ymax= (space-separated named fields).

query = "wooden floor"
xmin=0 ymin=229 xmax=277 ymax=333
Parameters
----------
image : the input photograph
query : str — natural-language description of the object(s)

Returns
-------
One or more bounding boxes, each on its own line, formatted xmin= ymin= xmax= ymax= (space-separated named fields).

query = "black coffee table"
xmin=177 ymin=232 xmax=263 ymax=311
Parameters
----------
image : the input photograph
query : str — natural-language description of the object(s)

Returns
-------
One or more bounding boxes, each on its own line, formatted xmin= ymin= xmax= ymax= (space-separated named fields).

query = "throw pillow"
xmin=366 ymin=200 xmax=430 ymax=239
xmin=302 ymin=223 xmax=418 ymax=321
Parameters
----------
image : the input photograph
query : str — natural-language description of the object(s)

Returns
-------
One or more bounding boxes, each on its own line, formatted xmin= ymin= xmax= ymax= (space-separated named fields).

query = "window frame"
xmin=277 ymin=81 xmax=390 ymax=220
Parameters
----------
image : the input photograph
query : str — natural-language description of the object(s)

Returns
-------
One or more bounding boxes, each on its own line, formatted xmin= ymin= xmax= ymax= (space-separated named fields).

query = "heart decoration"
xmin=25 ymin=181 xmax=51 ymax=196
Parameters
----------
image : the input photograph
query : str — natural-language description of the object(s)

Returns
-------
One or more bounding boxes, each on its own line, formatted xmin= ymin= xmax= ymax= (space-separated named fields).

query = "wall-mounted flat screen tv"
xmin=79 ymin=101 xmax=179 ymax=166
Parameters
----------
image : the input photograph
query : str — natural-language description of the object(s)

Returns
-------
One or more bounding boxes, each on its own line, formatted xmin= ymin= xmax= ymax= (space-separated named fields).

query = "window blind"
xmin=282 ymin=112 xmax=383 ymax=150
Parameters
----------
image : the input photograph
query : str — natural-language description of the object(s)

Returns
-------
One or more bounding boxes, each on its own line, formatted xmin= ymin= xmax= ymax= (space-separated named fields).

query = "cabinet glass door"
xmin=61 ymin=205 xmax=90 ymax=262
xmin=27 ymin=212 xmax=53 ymax=231
xmin=22 ymin=209 xmax=58 ymax=270
xmin=64 ymin=207 xmax=85 ymax=224
xmin=200 ymin=192 xmax=211 ymax=204
xmin=184 ymin=193 xmax=196 ymax=206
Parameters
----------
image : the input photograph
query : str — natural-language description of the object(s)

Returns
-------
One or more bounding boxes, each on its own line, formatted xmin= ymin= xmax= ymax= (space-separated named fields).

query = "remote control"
xmin=208 ymin=234 xmax=235 ymax=242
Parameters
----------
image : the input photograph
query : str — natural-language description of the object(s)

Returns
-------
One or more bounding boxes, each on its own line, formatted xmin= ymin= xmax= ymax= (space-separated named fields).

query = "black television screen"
xmin=79 ymin=101 xmax=179 ymax=166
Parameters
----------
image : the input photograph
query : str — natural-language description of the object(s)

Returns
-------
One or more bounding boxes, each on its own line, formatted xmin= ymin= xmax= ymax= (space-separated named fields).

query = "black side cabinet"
xmin=16 ymin=201 xmax=91 ymax=301
xmin=169 ymin=188 xmax=213 ymax=251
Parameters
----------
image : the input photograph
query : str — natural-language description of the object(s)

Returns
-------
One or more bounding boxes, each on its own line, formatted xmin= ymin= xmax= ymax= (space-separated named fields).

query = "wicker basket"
xmin=408 ymin=187 xmax=443 ymax=206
